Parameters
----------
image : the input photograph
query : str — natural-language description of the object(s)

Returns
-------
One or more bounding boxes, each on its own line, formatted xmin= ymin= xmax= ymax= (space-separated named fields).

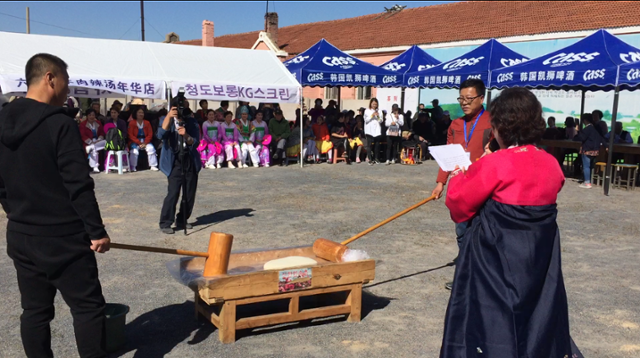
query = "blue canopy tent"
xmin=403 ymin=39 xmax=529 ymax=105
xmin=283 ymin=39 xmax=402 ymax=167
xmin=490 ymin=29 xmax=640 ymax=195
xmin=379 ymin=45 xmax=441 ymax=112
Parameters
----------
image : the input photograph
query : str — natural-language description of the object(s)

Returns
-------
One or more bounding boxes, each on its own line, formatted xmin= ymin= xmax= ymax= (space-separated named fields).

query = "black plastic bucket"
xmin=105 ymin=303 xmax=129 ymax=353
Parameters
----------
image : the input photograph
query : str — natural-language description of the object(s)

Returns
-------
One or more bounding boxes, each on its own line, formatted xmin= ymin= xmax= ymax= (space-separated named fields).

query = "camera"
xmin=176 ymin=87 xmax=186 ymax=121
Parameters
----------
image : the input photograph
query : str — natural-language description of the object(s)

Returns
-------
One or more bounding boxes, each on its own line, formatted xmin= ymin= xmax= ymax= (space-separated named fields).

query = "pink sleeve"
xmin=445 ymin=157 xmax=500 ymax=223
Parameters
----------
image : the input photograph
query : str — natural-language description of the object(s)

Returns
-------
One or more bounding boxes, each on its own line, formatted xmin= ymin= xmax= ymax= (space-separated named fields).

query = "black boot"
xmin=277 ymin=149 xmax=284 ymax=166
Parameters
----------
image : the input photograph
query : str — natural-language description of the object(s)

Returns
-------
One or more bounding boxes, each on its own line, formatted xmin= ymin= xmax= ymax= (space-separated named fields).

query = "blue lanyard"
xmin=463 ymin=109 xmax=484 ymax=149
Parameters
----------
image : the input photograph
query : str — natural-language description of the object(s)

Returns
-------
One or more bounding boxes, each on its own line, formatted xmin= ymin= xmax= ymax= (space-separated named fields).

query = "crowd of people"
xmin=543 ymin=109 xmax=637 ymax=189
xmin=68 ymin=96 xmax=455 ymax=172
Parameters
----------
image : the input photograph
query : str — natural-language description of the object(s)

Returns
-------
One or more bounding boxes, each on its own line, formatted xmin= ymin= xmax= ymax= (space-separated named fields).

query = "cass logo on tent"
xmin=407 ymin=76 xmax=420 ymax=86
xmin=382 ymin=75 xmax=398 ymax=84
xmin=322 ymin=56 xmax=357 ymax=69
xmin=620 ymin=52 xmax=640 ymax=64
xmin=496 ymin=72 xmax=513 ymax=83
xmin=442 ymin=57 xmax=484 ymax=71
xmin=307 ymin=73 xmax=324 ymax=82
xmin=583 ymin=69 xmax=606 ymax=81
xmin=500 ymin=58 xmax=527 ymax=67
xmin=383 ymin=62 xmax=406 ymax=71
xmin=417 ymin=64 xmax=435 ymax=71
xmin=627 ymin=68 xmax=640 ymax=81
xmin=289 ymin=55 xmax=310 ymax=65
xmin=542 ymin=52 xmax=600 ymax=68
xmin=467 ymin=74 xmax=482 ymax=80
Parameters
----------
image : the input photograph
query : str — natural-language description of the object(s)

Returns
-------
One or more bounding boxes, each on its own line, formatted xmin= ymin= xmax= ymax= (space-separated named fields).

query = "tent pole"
xmin=579 ymin=89 xmax=586 ymax=130
xmin=400 ymin=87 xmax=406 ymax=114
xmin=486 ymin=90 xmax=492 ymax=109
xmin=300 ymin=88 xmax=304 ymax=168
xmin=603 ymin=86 xmax=620 ymax=196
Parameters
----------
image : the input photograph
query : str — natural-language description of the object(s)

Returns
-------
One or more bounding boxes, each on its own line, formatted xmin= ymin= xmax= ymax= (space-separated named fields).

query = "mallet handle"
xmin=110 ymin=243 xmax=209 ymax=258
xmin=341 ymin=195 xmax=437 ymax=246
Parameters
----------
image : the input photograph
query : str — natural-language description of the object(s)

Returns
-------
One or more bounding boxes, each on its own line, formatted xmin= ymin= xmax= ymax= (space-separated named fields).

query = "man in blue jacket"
xmin=157 ymin=100 xmax=201 ymax=234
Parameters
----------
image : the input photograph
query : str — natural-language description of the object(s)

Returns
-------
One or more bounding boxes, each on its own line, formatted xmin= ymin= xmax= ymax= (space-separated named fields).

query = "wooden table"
xmin=179 ymin=246 xmax=375 ymax=343
xmin=540 ymin=140 xmax=640 ymax=155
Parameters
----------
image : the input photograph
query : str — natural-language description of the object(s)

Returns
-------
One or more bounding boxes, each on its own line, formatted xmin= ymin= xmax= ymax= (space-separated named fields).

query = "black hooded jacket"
xmin=0 ymin=98 xmax=107 ymax=240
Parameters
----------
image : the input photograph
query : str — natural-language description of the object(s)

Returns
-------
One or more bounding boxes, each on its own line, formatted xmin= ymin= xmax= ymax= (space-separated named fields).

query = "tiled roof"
xmin=177 ymin=1 xmax=640 ymax=55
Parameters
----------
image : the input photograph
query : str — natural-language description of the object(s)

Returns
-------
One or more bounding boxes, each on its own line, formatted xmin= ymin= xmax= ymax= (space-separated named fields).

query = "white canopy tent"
xmin=0 ymin=31 xmax=301 ymax=104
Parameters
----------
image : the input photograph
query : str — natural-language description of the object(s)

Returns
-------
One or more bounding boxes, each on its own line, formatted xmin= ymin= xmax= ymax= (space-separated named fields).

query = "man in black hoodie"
xmin=0 ymin=53 xmax=110 ymax=358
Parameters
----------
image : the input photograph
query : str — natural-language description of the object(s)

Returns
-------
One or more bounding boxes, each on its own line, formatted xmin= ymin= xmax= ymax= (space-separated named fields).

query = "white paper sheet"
xmin=428 ymin=144 xmax=473 ymax=172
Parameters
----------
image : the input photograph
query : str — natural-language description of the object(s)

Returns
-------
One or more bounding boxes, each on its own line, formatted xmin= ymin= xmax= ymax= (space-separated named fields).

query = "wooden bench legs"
xmin=194 ymin=283 xmax=364 ymax=343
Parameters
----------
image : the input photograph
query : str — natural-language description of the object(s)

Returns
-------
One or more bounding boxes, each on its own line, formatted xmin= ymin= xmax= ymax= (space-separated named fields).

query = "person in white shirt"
xmin=385 ymin=104 xmax=404 ymax=164
xmin=363 ymin=98 xmax=383 ymax=165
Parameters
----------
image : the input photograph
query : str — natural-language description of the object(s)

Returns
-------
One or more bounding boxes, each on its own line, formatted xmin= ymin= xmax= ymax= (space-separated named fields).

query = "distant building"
xmin=172 ymin=1 xmax=640 ymax=117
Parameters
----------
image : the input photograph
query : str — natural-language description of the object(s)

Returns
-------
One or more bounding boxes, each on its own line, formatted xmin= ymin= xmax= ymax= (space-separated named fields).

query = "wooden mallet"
xmin=313 ymin=195 xmax=437 ymax=262
xmin=110 ymin=232 xmax=233 ymax=277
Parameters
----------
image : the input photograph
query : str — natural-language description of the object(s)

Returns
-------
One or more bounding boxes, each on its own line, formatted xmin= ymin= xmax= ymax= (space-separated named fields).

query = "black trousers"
xmin=414 ymin=135 xmax=429 ymax=160
xmin=7 ymin=230 xmax=106 ymax=358
xmin=159 ymin=155 xmax=199 ymax=229
xmin=366 ymin=135 xmax=382 ymax=162
xmin=385 ymin=136 xmax=401 ymax=161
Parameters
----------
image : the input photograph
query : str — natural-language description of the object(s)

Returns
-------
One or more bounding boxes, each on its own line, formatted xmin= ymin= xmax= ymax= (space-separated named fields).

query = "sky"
xmin=0 ymin=1 xmax=457 ymax=42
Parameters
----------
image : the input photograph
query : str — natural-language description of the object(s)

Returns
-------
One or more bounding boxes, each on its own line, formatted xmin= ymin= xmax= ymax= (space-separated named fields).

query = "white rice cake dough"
xmin=263 ymin=256 xmax=318 ymax=270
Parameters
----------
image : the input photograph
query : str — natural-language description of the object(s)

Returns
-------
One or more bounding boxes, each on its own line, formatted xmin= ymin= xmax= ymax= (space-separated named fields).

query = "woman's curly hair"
xmin=489 ymin=88 xmax=546 ymax=147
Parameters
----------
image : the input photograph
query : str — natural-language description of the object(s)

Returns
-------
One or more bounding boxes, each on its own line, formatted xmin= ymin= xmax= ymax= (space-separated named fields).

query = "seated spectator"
xmin=251 ymin=111 xmax=271 ymax=167
xmin=103 ymin=107 xmax=128 ymax=135
xmin=331 ymin=113 xmax=352 ymax=164
xmin=268 ymin=109 xmax=291 ymax=166
xmin=258 ymin=103 xmax=275 ymax=124
xmin=350 ymin=115 xmax=366 ymax=163
xmin=128 ymin=108 xmax=158 ymax=172
xmin=91 ymin=101 xmax=107 ymax=125
xmin=220 ymin=111 xmax=241 ymax=169
xmin=312 ymin=115 xmax=333 ymax=163
xmin=412 ymin=112 xmax=434 ymax=161
xmin=103 ymin=107 xmax=130 ymax=170
xmin=565 ymin=117 xmax=577 ymax=140
xmin=434 ymin=111 xmax=451 ymax=145
xmin=286 ymin=118 xmax=303 ymax=164
xmin=215 ymin=101 xmax=229 ymax=122
xmin=309 ymin=98 xmax=325 ymax=124
xmin=199 ymin=109 xmax=224 ymax=169
xmin=235 ymin=111 xmax=258 ymax=168
xmin=385 ymin=104 xmax=404 ymax=165
xmin=195 ymin=100 xmax=209 ymax=128
xmin=543 ymin=116 xmax=562 ymax=140
xmin=605 ymin=122 xmax=633 ymax=144
xmin=79 ymin=109 xmax=106 ymax=173
xmin=288 ymin=116 xmax=318 ymax=163
xmin=606 ymin=122 xmax=633 ymax=163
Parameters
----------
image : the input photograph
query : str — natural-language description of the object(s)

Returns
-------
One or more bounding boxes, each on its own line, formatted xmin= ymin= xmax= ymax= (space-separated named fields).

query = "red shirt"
xmin=446 ymin=145 xmax=565 ymax=223
xmin=436 ymin=108 xmax=493 ymax=184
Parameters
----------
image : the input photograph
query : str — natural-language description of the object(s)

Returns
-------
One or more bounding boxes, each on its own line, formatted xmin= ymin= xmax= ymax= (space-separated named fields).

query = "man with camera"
xmin=157 ymin=94 xmax=201 ymax=235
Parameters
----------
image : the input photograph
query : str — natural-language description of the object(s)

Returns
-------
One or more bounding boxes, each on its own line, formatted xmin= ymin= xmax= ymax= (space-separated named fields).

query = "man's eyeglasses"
xmin=457 ymin=95 xmax=483 ymax=104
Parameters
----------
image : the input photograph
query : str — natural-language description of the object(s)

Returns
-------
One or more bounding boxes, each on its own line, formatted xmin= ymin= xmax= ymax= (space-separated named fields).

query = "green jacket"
xmin=269 ymin=118 xmax=291 ymax=140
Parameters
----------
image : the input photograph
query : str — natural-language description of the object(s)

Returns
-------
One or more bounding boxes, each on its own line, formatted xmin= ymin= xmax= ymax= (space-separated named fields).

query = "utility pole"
xmin=26 ymin=7 xmax=30 ymax=34
xmin=140 ymin=1 xmax=145 ymax=41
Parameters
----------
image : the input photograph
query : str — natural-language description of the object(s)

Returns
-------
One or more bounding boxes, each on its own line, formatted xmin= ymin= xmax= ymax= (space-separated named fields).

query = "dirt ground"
xmin=0 ymin=161 xmax=639 ymax=358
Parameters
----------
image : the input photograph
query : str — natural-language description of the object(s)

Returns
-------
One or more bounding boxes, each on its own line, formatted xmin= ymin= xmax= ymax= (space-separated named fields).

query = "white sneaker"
xmin=243 ymin=163 xmax=249 ymax=168
xmin=385 ymin=160 xmax=390 ymax=165
xmin=253 ymin=163 xmax=260 ymax=168
xmin=206 ymin=164 xmax=215 ymax=169
xmin=579 ymin=183 xmax=592 ymax=189
xmin=150 ymin=166 xmax=159 ymax=171
xmin=93 ymin=167 xmax=100 ymax=173
xmin=265 ymin=164 xmax=270 ymax=168
xmin=216 ymin=164 xmax=222 ymax=169
xmin=391 ymin=159 xmax=396 ymax=164
xmin=228 ymin=162 xmax=236 ymax=169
